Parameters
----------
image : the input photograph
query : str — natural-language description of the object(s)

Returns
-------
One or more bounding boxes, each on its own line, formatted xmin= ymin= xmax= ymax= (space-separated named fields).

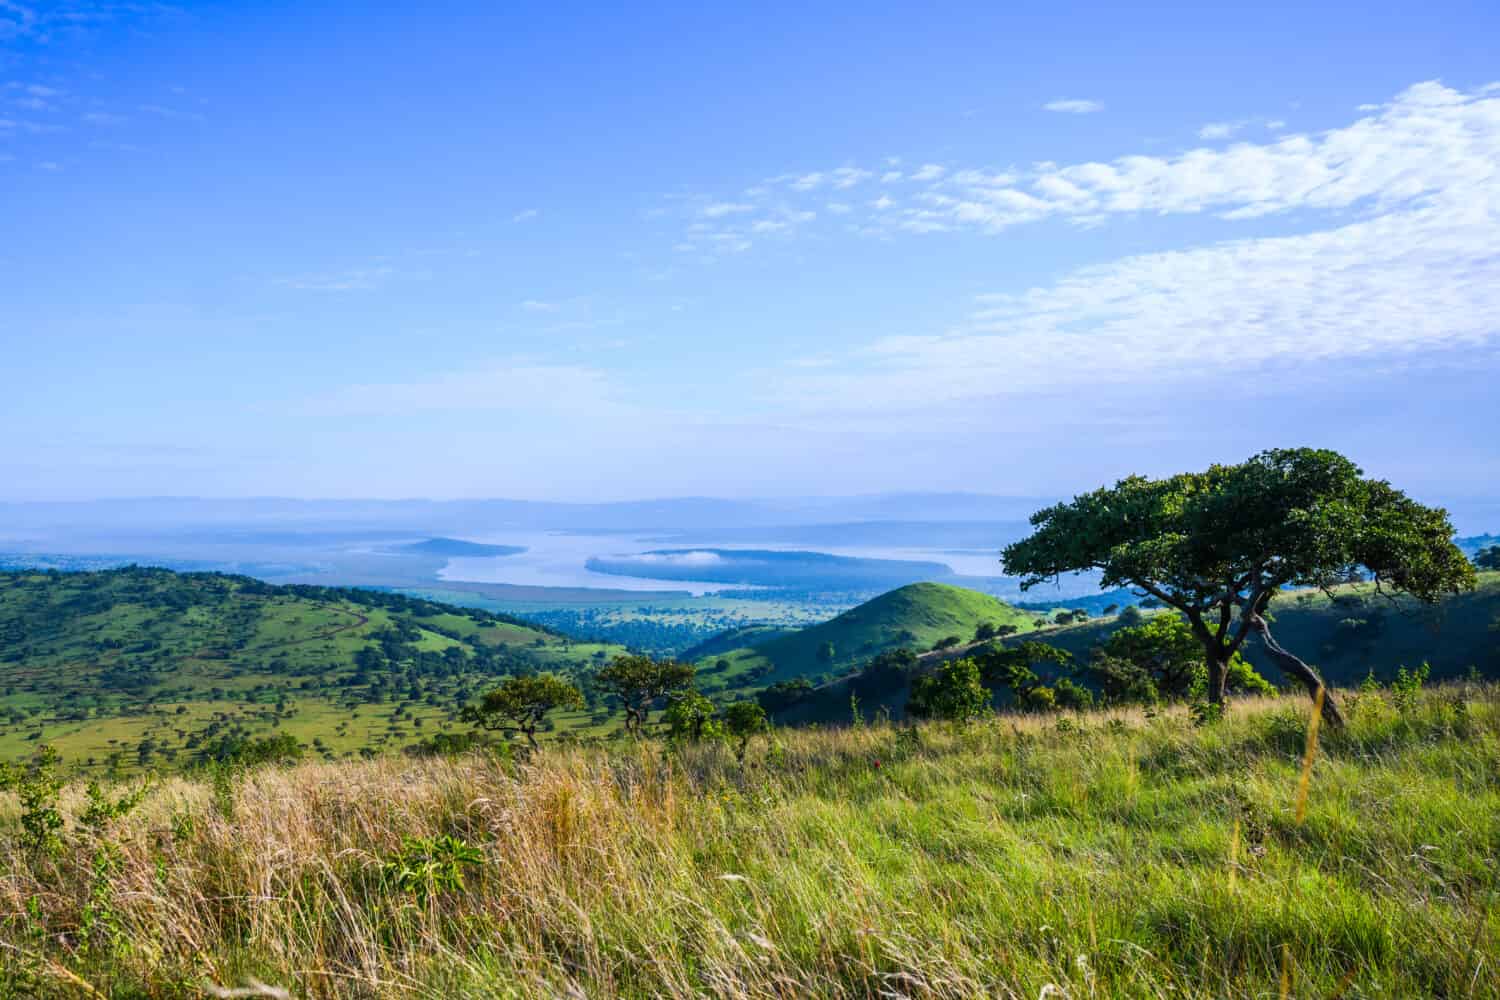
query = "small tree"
xmin=462 ymin=674 xmax=583 ymax=749
xmin=816 ymin=641 xmax=836 ymax=663
xmin=1476 ymin=545 xmax=1500 ymax=571
xmin=974 ymin=622 xmax=999 ymax=641
xmin=1003 ymin=448 xmax=1475 ymax=725
xmin=932 ymin=634 xmax=963 ymax=651
xmin=907 ymin=658 xmax=989 ymax=722
xmin=662 ymin=691 xmax=720 ymax=742
xmin=596 ymin=655 xmax=696 ymax=737
xmin=721 ymin=701 xmax=770 ymax=761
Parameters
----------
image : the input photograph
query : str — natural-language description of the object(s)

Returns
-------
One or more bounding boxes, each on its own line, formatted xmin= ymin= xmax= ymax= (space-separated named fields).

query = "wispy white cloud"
xmin=707 ymin=82 xmax=1500 ymax=240
xmin=1043 ymin=98 xmax=1104 ymax=114
xmin=137 ymin=103 xmax=204 ymax=122
xmin=701 ymin=201 xmax=753 ymax=218
xmin=755 ymin=81 xmax=1500 ymax=417
xmin=830 ymin=166 xmax=872 ymax=189
xmin=1197 ymin=120 xmax=1244 ymax=139
xmin=511 ymin=208 xmax=540 ymax=223
xmin=520 ymin=299 xmax=559 ymax=312
xmin=773 ymin=209 xmax=1500 ymax=421
xmin=1199 ymin=117 xmax=1286 ymax=140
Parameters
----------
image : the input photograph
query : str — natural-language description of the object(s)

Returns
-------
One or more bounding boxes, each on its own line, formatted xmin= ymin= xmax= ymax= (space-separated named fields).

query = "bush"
xmin=907 ymin=658 xmax=989 ymax=722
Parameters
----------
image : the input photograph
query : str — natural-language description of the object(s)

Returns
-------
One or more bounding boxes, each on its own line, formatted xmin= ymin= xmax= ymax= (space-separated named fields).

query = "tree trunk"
xmin=1248 ymin=614 xmax=1345 ymax=728
xmin=1206 ymin=654 xmax=1229 ymax=707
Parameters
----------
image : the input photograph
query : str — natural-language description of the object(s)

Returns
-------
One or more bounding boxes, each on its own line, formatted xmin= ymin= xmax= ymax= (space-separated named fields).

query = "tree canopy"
xmin=595 ymin=655 xmax=696 ymax=737
xmin=1002 ymin=448 xmax=1475 ymax=724
xmin=1476 ymin=546 xmax=1500 ymax=571
xmin=462 ymin=674 xmax=584 ymax=749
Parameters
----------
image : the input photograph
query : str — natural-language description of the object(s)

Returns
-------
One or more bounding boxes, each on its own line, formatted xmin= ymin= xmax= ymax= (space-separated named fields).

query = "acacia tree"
xmin=461 ymin=673 xmax=584 ymax=750
xmin=595 ymin=654 xmax=696 ymax=737
xmin=1002 ymin=448 xmax=1475 ymax=726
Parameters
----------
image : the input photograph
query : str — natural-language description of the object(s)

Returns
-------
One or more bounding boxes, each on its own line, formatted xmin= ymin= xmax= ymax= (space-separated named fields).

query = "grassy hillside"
xmin=679 ymin=623 xmax=797 ymax=661
xmin=0 ymin=568 xmax=630 ymax=768
xmin=698 ymin=582 xmax=1042 ymax=687
xmin=2 ymin=687 xmax=1495 ymax=997
xmin=1008 ymin=572 xmax=1500 ymax=686
xmin=786 ymin=573 xmax=1500 ymax=724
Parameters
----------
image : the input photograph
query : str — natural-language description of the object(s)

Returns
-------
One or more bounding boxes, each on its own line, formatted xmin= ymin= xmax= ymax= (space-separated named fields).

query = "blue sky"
xmin=2 ymin=1 xmax=1498 ymax=507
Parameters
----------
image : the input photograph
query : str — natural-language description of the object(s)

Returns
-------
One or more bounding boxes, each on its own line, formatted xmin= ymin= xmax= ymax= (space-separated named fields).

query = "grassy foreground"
xmin=2 ymin=687 xmax=1498 ymax=998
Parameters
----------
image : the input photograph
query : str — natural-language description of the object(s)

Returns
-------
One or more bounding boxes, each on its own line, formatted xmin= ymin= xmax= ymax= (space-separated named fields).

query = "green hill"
xmin=789 ymin=572 xmax=1500 ymax=723
xmin=698 ymin=582 xmax=1041 ymax=687
xmin=0 ymin=567 xmax=628 ymax=768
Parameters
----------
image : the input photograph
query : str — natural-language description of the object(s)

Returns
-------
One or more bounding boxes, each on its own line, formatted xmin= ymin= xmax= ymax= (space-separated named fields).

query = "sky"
xmin=2 ymin=1 xmax=1498 ymax=508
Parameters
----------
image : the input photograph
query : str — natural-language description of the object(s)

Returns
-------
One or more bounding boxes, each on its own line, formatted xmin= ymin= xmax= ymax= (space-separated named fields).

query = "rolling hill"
xmin=693 ymin=582 xmax=1043 ymax=688
xmin=0 ymin=567 xmax=628 ymax=768
xmin=784 ymin=572 xmax=1500 ymax=723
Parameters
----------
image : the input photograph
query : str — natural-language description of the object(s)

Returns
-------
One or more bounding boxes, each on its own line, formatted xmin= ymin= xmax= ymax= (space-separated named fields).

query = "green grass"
xmin=1 ymin=685 xmax=1495 ymax=997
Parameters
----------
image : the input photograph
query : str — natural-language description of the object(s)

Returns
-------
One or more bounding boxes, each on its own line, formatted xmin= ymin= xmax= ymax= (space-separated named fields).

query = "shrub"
xmin=907 ymin=658 xmax=989 ymax=722
xmin=381 ymin=834 xmax=483 ymax=907
xmin=721 ymin=701 xmax=770 ymax=761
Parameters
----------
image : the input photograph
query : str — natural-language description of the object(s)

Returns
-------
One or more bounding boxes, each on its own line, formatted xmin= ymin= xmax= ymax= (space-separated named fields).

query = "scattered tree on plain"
xmin=461 ymin=674 xmax=584 ymax=750
xmin=595 ymin=655 xmax=696 ymax=737
xmin=1003 ymin=448 xmax=1475 ymax=725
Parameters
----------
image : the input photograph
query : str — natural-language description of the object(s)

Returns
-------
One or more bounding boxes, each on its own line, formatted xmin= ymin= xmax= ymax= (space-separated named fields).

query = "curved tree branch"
xmin=1248 ymin=614 xmax=1345 ymax=728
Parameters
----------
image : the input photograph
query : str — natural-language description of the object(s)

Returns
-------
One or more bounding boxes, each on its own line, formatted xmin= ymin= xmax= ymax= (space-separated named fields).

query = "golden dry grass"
xmin=1 ymin=686 xmax=1497 ymax=998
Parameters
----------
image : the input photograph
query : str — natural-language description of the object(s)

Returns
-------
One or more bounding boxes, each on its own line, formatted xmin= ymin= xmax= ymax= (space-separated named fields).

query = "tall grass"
xmin=2 ymin=686 xmax=1497 ymax=998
